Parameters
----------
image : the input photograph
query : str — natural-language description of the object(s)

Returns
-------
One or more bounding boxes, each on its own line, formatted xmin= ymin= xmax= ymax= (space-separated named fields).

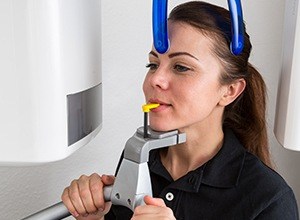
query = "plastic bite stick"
xmin=142 ymin=103 xmax=160 ymax=138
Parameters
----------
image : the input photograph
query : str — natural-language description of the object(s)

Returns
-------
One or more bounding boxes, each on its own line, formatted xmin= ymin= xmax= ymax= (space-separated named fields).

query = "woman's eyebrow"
xmin=149 ymin=51 xmax=159 ymax=57
xmin=149 ymin=51 xmax=199 ymax=61
xmin=168 ymin=52 xmax=199 ymax=61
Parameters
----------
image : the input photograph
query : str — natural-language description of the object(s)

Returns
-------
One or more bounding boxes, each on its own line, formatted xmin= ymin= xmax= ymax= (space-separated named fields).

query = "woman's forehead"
xmin=165 ymin=22 xmax=215 ymax=57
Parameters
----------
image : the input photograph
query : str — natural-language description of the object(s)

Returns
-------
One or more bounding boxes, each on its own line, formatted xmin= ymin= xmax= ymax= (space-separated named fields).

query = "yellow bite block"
xmin=142 ymin=103 xmax=160 ymax=112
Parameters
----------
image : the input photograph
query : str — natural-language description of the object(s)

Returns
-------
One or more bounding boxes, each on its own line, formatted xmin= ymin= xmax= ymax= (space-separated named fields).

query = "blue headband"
xmin=152 ymin=0 xmax=245 ymax=55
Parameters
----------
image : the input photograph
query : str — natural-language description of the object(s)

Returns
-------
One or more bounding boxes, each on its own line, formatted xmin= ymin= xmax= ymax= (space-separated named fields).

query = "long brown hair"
xmin=169 ymin=1 xmax=272 ymax=167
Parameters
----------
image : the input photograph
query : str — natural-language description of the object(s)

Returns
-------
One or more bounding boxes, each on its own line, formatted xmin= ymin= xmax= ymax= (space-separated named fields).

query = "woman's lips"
xmin=151 ymin=104 xmax=171 ymax=112
xmin=148 ymin=99 xmax=172 ymax=112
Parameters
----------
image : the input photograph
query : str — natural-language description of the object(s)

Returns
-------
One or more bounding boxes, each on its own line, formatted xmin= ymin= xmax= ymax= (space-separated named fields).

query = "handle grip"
xmin=21 ymin=185 xmax=113 ymax=220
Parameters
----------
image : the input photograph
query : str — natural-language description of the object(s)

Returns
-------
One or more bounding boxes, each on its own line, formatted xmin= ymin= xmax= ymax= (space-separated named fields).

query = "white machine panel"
xmin=275 ymin=0 xmax=300 ymax=151
xmin=0 ymin=0 xmax=102 ymax=164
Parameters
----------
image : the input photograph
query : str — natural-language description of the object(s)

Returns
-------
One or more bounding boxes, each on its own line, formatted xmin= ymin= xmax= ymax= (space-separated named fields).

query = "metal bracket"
xmin=107 ymin=126 xmax=186 ymax=210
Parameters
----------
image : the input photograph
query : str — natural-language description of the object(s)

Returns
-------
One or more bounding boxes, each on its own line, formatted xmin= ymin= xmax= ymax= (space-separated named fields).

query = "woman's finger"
xmin=89 ymin=173 xmax=106 ymax=211
xmin=68 ymin=179 xmax=87 ymax=216
xmin=78 ymin=175 xmax=98 ymax=214
xmin=61 ymin=187 xmax=79 ymax=218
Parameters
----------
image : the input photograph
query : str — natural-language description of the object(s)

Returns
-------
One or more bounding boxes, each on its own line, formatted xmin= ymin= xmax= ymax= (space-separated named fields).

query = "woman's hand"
xmin=61 ymin=173 xmax=114 ymax=220
xmin=131 ymin=195 xmax=176 ymax=220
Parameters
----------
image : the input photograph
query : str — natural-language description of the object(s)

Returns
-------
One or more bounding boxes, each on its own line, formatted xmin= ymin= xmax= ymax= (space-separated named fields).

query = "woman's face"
xmin=143 ymin=22 xmax=227 ymax=132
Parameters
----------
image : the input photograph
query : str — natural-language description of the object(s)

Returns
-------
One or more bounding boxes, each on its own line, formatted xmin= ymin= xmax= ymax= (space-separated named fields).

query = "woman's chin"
xmin=149 ymin=123 xmax=175 ymax=132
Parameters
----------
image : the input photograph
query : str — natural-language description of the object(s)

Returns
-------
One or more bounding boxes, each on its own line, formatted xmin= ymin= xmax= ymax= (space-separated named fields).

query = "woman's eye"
xmin=174 ymin=64 xmax=191 ymax=72
xmin=146 ymin=63 xmax=158 ymax=71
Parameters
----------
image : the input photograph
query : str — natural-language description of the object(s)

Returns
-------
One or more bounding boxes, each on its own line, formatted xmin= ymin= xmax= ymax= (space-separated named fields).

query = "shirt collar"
xmin=201 ymin=127 xmax=246 ymax=188
xmin=149 ymin=127 xmax=246 ymax=192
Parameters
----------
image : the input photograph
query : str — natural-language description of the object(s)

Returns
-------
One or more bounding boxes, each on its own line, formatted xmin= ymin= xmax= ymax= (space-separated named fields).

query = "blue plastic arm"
xmin=152 ymin=0 xmax=169 ymax=54
xmin=152 ymin=0 xmax=244 ymax=55
xmin=228 ymin=0 xmax=244 ymax=55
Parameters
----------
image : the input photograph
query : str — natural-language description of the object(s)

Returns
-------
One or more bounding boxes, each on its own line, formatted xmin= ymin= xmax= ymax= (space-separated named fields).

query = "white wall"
xmin=0 ymin=1 xmax=299 ymax=219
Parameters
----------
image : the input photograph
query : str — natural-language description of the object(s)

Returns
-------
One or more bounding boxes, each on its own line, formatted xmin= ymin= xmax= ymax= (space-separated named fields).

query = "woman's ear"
xmin=219 ymin=79 xmax=246 ymax=106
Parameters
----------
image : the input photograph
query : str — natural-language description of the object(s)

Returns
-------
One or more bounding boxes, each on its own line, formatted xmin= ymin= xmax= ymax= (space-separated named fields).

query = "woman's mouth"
xmin=148 ymin=99 xmax=172 ymax=112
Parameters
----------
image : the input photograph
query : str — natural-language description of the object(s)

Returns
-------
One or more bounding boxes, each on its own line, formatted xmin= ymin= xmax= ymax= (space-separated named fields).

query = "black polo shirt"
xmin=105 ymin=128 xmax=299 ymax=219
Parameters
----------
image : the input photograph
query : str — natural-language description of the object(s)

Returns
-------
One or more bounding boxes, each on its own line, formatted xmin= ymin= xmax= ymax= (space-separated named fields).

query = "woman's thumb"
xmin=144 ymin=195 xmax=166 ymax=207
xmin=101 ymin=174 xmax=115 ymax=186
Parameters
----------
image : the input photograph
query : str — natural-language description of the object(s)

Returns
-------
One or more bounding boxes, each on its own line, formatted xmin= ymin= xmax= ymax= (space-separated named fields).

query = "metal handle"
xmin=21 ymin=202 xmax=70 ymax=220
xmin=21 ymin=185 xmax=113 ymax=220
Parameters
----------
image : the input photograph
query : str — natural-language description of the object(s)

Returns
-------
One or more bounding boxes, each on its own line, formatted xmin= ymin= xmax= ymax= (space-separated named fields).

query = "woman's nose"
xmin=149 ymin=67 xmax=169 ymax=90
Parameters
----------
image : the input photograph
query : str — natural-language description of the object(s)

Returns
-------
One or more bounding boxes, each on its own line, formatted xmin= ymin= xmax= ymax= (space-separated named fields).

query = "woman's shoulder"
xmin=242 ymin=151 xmax=288 ymax=190
xmin=239 ymin=152 xmax=299 ymax=218
xmin=222 ymin=127 xmax=291 ymax=194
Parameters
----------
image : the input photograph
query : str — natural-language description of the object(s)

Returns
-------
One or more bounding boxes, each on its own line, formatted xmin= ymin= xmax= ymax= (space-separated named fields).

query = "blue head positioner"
xmin=227 ymin=0 xmax=244 ymax=55
xmin=152 ymin=0 xmax=245 ymax=55
xmin=152 ymin=0 xmax=169 ymax=54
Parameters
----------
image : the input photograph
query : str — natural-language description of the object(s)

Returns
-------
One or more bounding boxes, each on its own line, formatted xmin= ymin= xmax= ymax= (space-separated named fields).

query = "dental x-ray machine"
xmin=0 ymin=0 xmax=102 ymax=165
xmin=274 ymin=0 xmax=300 ymax=151
xmin=20 ymin=0 xmax=246 ymax=219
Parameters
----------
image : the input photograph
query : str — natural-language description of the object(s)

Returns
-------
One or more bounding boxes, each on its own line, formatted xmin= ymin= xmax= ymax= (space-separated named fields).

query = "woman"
xmin=62 ymin=1 xmax=299 ymax=219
